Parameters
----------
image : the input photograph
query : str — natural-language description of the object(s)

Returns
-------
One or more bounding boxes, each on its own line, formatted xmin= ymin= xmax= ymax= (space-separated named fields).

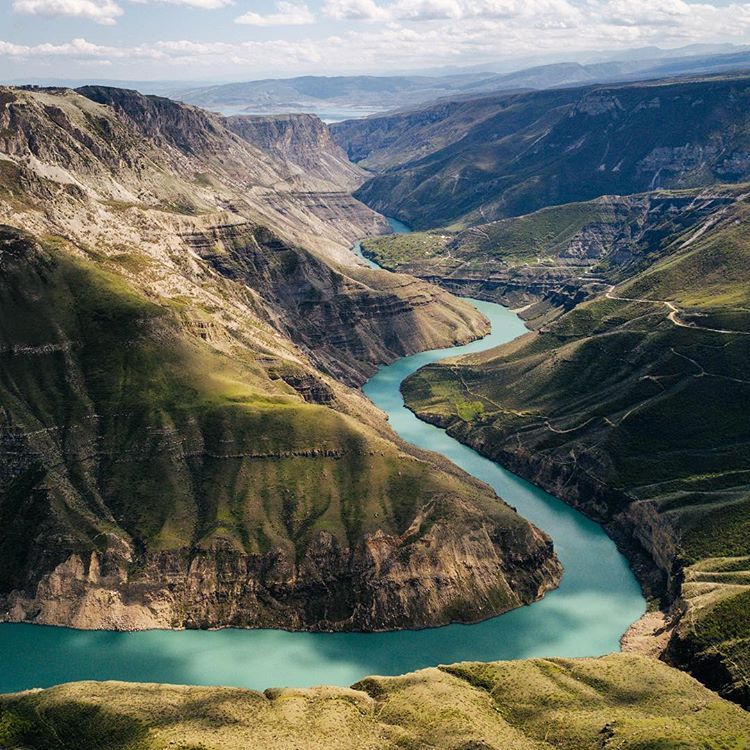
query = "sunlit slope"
xmin=0 ymin=225 xmax=559 ymax=632
xmin=1 ymin=655 xmax=748 ymax=749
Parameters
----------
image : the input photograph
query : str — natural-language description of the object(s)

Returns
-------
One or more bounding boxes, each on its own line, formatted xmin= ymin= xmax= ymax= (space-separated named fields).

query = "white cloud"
xmin=130 ymin=0 xmax=233 ymax=8
xmin=602 ymin=0 xmax=692 ymax=27
xmin=12 ymin=0 xmax=123 ymax=25
xmin=391 ymin=0 xmax=463 ymax=20
xmin=323 ymin=0 xmax=585 ymax=23
xmin=235 ymin=1 xmax=314 ymax=26
xmin=4 ymin=2 xmax=750 ymax=77
xmin=0 ymin=37 xmax=165 ymax=59
xmin=323 ymin=0 xmax=390 ymax=21
xmin=322 ymin=0 xmax=738 ymax=28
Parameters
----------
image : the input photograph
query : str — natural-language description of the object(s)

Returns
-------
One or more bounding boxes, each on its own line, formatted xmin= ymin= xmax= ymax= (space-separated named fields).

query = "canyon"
xmin=0 ymin=72 xmax=748 ymax=747
xmin=0 ymin=85 xmax=560 ymax=633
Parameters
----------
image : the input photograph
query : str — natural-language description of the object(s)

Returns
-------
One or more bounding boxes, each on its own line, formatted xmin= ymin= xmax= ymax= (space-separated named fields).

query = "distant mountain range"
xmin=7 ymin=44 xmax=750 ymax=121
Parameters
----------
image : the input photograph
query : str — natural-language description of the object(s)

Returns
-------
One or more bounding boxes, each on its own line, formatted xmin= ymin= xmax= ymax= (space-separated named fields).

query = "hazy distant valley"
xmin=162 ymin=45 xmax=750 ymax=118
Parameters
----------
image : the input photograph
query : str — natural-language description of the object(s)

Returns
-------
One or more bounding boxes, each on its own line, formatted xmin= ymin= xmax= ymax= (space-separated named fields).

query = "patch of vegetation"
xmin=361 ymin=232 xmax=449 ymax=271
xmin=681 ymin=499 xmax=750 ymax=563
xmin=456 ymin=399 xmax=485 ymax=421
xmin=0 ymin=700 xmax=149 ymax=750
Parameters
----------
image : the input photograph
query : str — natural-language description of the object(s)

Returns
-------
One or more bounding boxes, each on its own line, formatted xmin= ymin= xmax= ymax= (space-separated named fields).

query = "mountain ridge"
xmin=335 ymin=73 xmax=750 ymax=229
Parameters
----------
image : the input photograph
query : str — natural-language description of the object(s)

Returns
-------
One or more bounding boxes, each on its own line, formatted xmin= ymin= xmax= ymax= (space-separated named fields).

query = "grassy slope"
xmin=362 ymin=199 xmax=612 ymax=272
xmin=0 ymin=654 xmax=748 ymax=749
xmin=360 ymin=189 xmax=746 ymax=293
xmin=401 ymin=198 xmax=750 ymax=704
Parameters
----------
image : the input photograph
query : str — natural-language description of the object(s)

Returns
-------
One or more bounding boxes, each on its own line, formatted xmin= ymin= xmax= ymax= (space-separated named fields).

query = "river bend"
xmin=0 ymin=220 xmax=644 ymax=693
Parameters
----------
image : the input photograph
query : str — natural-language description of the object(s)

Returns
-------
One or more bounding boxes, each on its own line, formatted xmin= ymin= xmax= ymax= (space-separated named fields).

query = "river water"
xmin=0 ymin=219 xmax=644 ymax=694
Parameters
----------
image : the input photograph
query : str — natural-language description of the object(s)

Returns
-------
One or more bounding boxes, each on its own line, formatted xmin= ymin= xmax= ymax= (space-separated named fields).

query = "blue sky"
xmin=1 ymin=0 xmax=749 ymax=81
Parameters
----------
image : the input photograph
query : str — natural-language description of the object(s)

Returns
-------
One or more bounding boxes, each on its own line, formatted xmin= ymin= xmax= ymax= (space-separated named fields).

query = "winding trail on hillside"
xmin=605 ymin=285 xmax=750 ymax=335
xmin=0 ymin=220 xmax=644 ymax=695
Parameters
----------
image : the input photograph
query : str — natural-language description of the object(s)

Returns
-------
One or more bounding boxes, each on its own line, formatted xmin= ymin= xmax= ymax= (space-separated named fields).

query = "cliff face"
xmin=1 ymin=85 xmax=385 ymax=262
xmin=0 ymin=87 xmax=562 ymax=632
xmin=334 ymin=74 xmax=750 ymax=229
xmin=5 ymin=508 xmax=558 ymax=633
xmin=401 ymin=192 xmax=750 ymax=703
xmin=224 ymin=113 xmax=366 ymax=193
xmin=182 ymin=221 xmax=489 ymax=385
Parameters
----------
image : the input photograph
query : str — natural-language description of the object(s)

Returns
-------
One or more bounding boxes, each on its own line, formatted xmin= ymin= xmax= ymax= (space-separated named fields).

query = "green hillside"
xmin=402 ymin=194 xmax=750 ymax=704
xmin=361 ymin=188 xmax=748 ymax=332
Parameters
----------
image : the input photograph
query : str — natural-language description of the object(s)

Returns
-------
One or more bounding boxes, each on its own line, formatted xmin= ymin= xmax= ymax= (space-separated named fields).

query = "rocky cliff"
xmin=0 ymin=87 xmax=562 ymax=631
xmin=224 ymin=113 xmax=366 ymax=193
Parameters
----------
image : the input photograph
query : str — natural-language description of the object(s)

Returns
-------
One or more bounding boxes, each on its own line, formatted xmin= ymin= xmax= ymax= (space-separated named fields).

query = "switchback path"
xmin=605 ymin=286 xmax=750 ymax=336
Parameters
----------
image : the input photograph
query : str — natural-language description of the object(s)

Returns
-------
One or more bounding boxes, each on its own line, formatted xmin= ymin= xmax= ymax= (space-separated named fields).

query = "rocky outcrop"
xmin=2 ymin=506 xmax=560 ymax=631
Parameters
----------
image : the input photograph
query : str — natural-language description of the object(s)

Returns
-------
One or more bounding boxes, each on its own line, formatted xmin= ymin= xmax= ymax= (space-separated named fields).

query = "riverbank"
xmin=0 ymin=292 xmax=643 ymax=696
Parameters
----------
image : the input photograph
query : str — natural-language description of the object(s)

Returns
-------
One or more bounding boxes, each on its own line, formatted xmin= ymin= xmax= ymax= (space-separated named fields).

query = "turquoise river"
xmin=0 ymin=218 xmax=645 ymax=694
